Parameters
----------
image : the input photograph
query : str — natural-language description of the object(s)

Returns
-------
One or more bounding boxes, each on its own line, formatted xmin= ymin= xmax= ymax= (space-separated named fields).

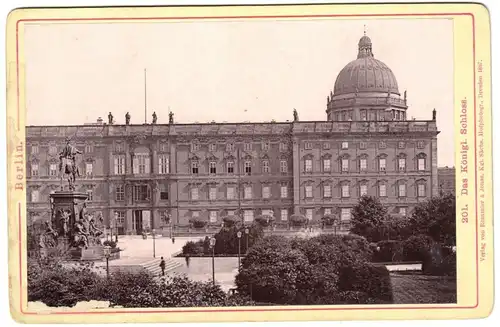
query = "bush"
xmin=402 ymin=234 xmax=435 ymax=261
xmin=338 ymin=262 xmax=393 ymax=304
xmin=421 ymin=244 xmax=456 ymax=276
xmin=182 ymin=240 xmax=205 ymax=256
xmin=373 ymin=240 xmax=403 ymax=263
xmin=290 ymin=214 xmax=307 ymax=227
xmin=222 ymin=215 xmax=240 ymax=228
xmin=189 ymin=218 xmax=207 ymax=229
xmin=321 ymin=214 xmax=339 ymax=226
xmin=254 ymin=215 xmax=274 ymax=227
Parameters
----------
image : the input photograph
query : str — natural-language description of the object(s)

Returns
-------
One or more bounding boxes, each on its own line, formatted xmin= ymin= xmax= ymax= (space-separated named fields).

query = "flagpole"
xmin=144 ymin=68 xmax=147 ymax=124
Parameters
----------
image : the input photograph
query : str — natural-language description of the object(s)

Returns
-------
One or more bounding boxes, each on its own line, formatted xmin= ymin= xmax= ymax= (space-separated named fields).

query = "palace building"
xmin=26 ymin=34 xmax=441 ymax=235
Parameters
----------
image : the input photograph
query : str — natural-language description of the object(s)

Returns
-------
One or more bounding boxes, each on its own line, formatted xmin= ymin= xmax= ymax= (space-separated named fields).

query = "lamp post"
xmin=209 ymin=237 xmax=216 ymax=285
xmin=237 ymin=231 xmax=242 ymax=269
xmin=244 ymin=227 xmax=249 ymax=253
xmin=152 ymin=228 xmax=156 ymax=258
xmin=333 ymin=219 xmax=339 ymax=236
xmin=103 ymin=245 xmax=111 ymax=278
xmin=114 ymin=212 xmax=119 ymax=243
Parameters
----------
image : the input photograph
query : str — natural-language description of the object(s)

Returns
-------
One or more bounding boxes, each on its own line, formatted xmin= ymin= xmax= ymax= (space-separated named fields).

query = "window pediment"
xmin=416 ymin=152 xmax=427 ymax=159
xmin=358 ymin=179 xmax=369 ymax=185
xmin=321 ymin=153 xmax=333 ymax=159
xmin=378 ymin=153 xmax=388 ymax=159
xmin=189 ymin=153 xmax=200 ymax=161
xmin=358 ymin=153 xmax=369 ymax=159
xmin=398 ymin=153 xmax=407 ymax=158
xmin=339 ymin=153 xmax=350 ymax=159
xmin=206 ymin=153 xmax=219 ymax=161
xmin=261 ymin=153 xmax=270 ymax=160
xmin=415 ymin=178 xmax=427 ymax=184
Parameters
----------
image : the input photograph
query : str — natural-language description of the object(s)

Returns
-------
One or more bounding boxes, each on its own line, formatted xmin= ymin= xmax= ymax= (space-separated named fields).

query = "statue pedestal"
xmin=69 ymin=246 xmax=105 ymax=261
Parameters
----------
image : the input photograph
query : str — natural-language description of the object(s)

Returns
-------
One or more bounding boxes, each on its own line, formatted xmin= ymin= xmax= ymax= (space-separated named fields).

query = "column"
xmin=292 ymin=135 xmax=301 ymax=214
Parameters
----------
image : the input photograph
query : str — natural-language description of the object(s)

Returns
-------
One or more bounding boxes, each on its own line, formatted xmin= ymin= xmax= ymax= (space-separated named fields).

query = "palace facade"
xmin=26 ymin=34 xmax=441 ymax=235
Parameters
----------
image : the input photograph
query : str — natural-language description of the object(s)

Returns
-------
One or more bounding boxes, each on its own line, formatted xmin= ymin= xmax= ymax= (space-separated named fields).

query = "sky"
xmin=23 ymin=18 xmax=454 ymax=166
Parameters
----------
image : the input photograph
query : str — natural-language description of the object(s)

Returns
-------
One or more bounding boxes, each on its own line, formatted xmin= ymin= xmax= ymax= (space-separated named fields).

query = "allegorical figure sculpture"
xmin=169 ymin=111 xmax=174 ymax=124
xmin=152 ymin=111 xmax=157 ymax=124
xmin=59 ymin=137 xmax=82 ymax=191
xmin=433 ymin=108 xmax=437 ymax=121
xmin=59 ymin=209 xmax=71 ymax=237
xmin=125 ymin=112 xmax=131 ymax=125
xmin=293 ymin=108 xmax=299 ymax=122
xmin=108 ymin=112 xmax=114 ymax=125
xmin=72 ymin=218 xmax=89 ymax=249
xmin=40 ymin=221 xmax=59 ymax=248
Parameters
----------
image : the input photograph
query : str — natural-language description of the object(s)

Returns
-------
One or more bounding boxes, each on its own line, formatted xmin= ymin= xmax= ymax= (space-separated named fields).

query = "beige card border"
xmin=5 ymin=3 xmax=493 ymax=323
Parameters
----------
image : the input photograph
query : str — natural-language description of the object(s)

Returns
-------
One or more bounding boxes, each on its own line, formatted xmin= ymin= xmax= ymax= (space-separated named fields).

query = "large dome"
xmin=333 ymin=35 xmax=400 ymax=96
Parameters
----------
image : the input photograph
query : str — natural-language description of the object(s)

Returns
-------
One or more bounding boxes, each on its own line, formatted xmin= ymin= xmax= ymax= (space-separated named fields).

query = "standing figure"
xmin=72 ymin=219 xmax=89 ymax=249
xmin=432 ymin=108 xmax=437 ymax=121
xmin=169 ymin=111 xmax=174 ymax=124
xmin=152 ymin=112 xmax=157 ymax=124
xmin=159 ymin=257 xmax=166 ymax=276
xmin=293 ymin=108 xmax=299 ymax=122
xmin=125 ymin=112 xmax=131 ymax=125
xmin=59 ymin=210 xmax=71 ymax=237
xmin=59 ymin=138 xmax=82 ymax=191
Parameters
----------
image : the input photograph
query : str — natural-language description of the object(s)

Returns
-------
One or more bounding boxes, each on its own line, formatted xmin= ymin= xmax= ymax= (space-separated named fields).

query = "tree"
xmin=350 ymin=195 xmax=389 ymax=242
xmin=407 ymin=192 xmax=456 ymax=245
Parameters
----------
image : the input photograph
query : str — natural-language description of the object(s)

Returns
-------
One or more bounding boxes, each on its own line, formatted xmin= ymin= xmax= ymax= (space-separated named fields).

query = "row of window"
xmin=189 ymin=208 xmax=353 ymax=222
xmin=30 ymin=162 xmax=96 ymax=177
xmin=304 ymin=155 xmax=427 ymax=173
xmin=189 ymin=185 xmax=289 ymax=201
xmin=303 ymin=140 xmax=425 ymax=150
xmin=30 ymin=144 xmax=94 ymax=155
xmin=191 ymin=141 xmax=289 ymax=153
xmin=304 ymin=181 xmax=427 ymax=198
xmin=30 ymin=189 xmax=94 ymax=202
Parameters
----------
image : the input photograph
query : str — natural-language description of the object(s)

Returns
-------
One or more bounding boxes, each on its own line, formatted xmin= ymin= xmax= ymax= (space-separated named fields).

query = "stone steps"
xmin=140 ymin=258 xmax=182 ymax=277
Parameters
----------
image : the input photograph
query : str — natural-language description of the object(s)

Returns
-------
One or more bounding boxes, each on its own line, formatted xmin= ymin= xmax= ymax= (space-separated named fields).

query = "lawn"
xmin=391 ymin=272 xmax=457 ymax=304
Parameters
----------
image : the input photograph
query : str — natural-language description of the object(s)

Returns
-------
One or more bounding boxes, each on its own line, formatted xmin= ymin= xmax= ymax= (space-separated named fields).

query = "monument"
xmin=39 ymin=138 xmax=106 ymax=261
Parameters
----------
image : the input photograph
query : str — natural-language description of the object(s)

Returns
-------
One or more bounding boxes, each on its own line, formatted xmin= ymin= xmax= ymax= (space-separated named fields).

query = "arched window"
xmin=416 ymin=153 xmax=427 ymax=171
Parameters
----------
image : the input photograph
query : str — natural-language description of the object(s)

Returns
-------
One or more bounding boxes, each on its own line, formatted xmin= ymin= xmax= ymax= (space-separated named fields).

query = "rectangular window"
xmin=85 ymin=162 xmax=93 ymax=176
xmin=115 ymin=142 xmax=124 ymax=152
xmin=324 ymin=208 xmax=332 ymax=215
xmin=160 ymin=185 xmax=169 ymax=200
xmin=399 ymin=207 xmax=407 ymax=216
xmin=399 ymin=184 xmax=407 ymax=197
xmin=305 ymin=159 xmax=313 ymax=172
xmin=31 ymin=145 xmax=38 ymax=154
xmin=226 ymin=143 xmax=234 ymax=152
xmin=244 ymin=186 xmax=252 ymax=199
xmin=341 ymin=208 xmax=351 ymax=221
xmin=209 ymin=211 xmax=218 ymax=223
xmin=418 ymin=158 xmax=426 ymax=171
xmin=114 ymin=155 xmax=125 ymax=175
xmin=379 ymin=141 xmax=387 ymax=149
xmin=87 ymin=190 xmax=93 ymax=201
xmin=280 ymin=160 xmax=288 ymax=173
xmin=398 ymin=158 xmax=406 ymax=171
xmin=360 ymin=158 xmax=367 ymax=171
xmin=304 ymin=142 xmax=313 ymax=150
xmin=360 ymin=184 xmax=368 ymax=196
xmin=159 ymin=155 xmax=169 ymax=174
xmin=244 ymin=210 xmax=254 ymax=222
xmin=262 ymin=160 xmax=270 ymax=173
xmin=398 ymin=141 xmax=406 ymax=149
xmin=417 ymin=141 xmax=425 ymax=149
xmin=191 ymin=188 xmax=199 ymax=200
xmin=418 ymin=184 xmax=426 ymax=197
xmin=191 ymin=161 xmax=199 ymax=174
xmin=133 ymin=185 xmax=149 ymax=201
xmin=85 ymin=144 xmax=93 ymax=153
xmin=116 ymin=211 xmax=125 ymax=226
xmin=262 ymin=186 xmax=271 ymax=199
xmin=341 ymin=141 xmax=349 ymax=149
xmin=323 ymin=185 xmax=332 ymax=198
xmin=359 ymin=142 xmax=367 ymax=150
xmin=49 ymin=163 xmax=58 ymax=176
xmin=116 ymin=185 xmax=125 ymax=201
xmin=227 ymin=161 xmax=234 ymax=174
xmin=31 ymin=163 xmax=39 ymax=176
xmin=305 ymin=209 xmax=313 ymax=220
xmin=244 ymin=161 xmax=252 ymax=174
xmin=191 ymin=143 xmax=200 ymax=152
xmin=280 ymin=209 xmax=288 ymax=221
xmin=227 ymin=186 xmax=235 ymax=200
xmin=244 ymin=142 xmax=252 ymax=151
xmin=379 ymin=184 xmax=387 ymax=197
xmin=209 ymin=161 xmax=217 ymax=174
xmin=379 ymin=158 xmax=386 ymax=171
xmin=31 ymin=190 xmax=39 ymax=202
xmin=137 ymin=155 xmax=150 ymax=174
xmin=342 ymin=185 xmax=350 ymax=198
xmin=159 ymin=142 xmax=168 ymax=152
xmin=209 ymin=187 xmax=217 ymax=200
xmin=262 ymin=141 xmax=270 ymax=151
xmin=323 ymin=142 xmax=331 ymax=150
xmin=323 ymin=159 xmax=331 ymax=172
xmin=280 ymin=186 xmax=288 ymax=198
xmin=49 ymin=145 xmax=57 ymax=155
xmin=279 ymin=142 xmax=288 ymax=152
xmin=341 ymin=158 xmax=349 ymax=172
xmin=305 ymin=185 xmax=313 ymax=198
xmin=209 ymin=143 xmax=217 ymax=152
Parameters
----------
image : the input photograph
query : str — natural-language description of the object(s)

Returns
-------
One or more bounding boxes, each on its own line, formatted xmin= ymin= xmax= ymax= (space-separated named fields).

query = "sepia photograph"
xmin=5 ymin=3 xmax=493 ymax=322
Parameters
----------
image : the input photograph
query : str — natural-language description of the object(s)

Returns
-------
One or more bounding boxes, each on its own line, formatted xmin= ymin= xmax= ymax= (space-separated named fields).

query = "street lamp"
xmin=152 ymin=229 xmax=156 ymax=258
xmin=236 ymin=231 xmax=242 ymax=268
xmin=209 ymin=237 xmax=216 ymax=285
xmin=114 ymin=212 xmax=119 ymax=243
xmin=333 ymin=219 xmax=339 ymax=236
xmin=244 ymin=227 xmax=249 ymax=253
xmin=103 ymin=245 xmax=111 ymax=278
